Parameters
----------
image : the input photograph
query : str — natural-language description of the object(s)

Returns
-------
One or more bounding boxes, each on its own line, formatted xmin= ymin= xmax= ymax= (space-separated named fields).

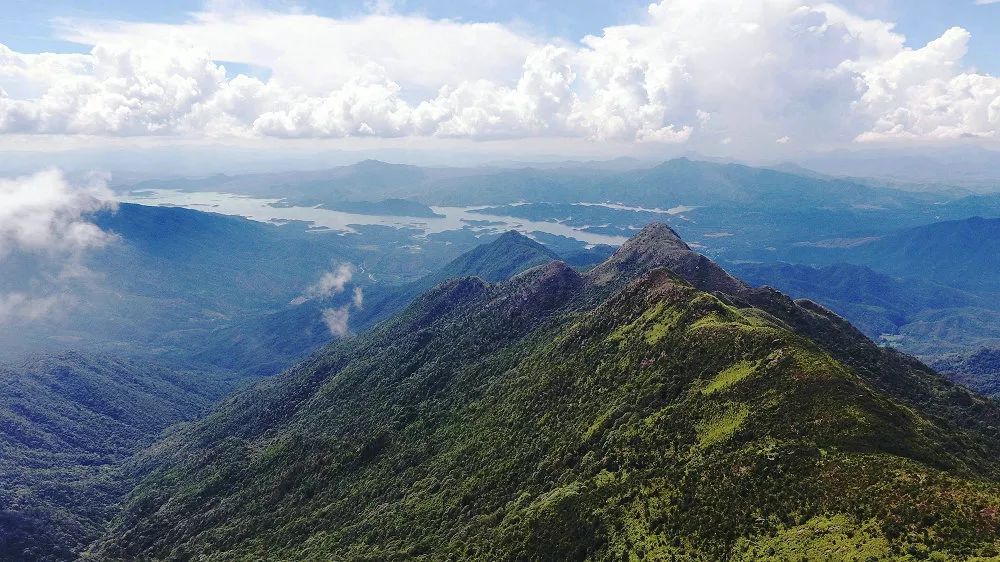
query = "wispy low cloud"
xmin=321 ymin=306 xmax=351 ymax=337
xmin=0 ymin=169 xmax=116 ymax=259
xmin=321 ymin=288 xmax=364 ymax=337
xmin=0 ymin=292 xmax=74 ymax=322
xmin=292 ymin=262 xmax=365 ymax=337
xmin=0 ymin=169 xmax=116 ymax=322
xmin=290 ymin=263 xmax=354 ymax=305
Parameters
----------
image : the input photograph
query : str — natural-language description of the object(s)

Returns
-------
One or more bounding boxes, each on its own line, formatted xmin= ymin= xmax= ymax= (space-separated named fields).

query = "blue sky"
xmin=1 ymin=0 xmax=998 ymax=159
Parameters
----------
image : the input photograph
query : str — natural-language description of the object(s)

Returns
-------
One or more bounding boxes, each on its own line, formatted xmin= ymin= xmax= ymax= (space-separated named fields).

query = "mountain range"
xmin=183 ymin=230 xmax=563 ymax=375
xmin=72 ymin=224 xmax=1000 ymax=561
xmin=4 ymin=154 xmax=1000 ymax=560
xmin=783 ymin=217 xmax=1000 ymax=294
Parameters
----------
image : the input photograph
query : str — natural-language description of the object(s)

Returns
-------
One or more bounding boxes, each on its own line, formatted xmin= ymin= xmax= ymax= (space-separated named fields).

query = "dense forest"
xmin=0 ymin=353 xmax=239 ymax=561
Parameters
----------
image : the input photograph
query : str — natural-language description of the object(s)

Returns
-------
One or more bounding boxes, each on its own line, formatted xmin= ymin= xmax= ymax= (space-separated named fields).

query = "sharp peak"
xmin=625 ymin=223 xmax=690 ymax=251
xmin=487 ymin=231 xmax=557 ymax=253
xmin=496 ymin=229 xmax=531 ymax=240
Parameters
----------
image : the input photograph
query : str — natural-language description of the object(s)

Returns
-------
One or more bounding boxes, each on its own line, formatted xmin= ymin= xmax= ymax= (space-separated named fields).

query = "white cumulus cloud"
xmin=0 ymin=169 xmax=115 ymax=322
xmin=854 ymin=27 xmax=1000 ymax=142
xmin=0 ymin=1 xmax=996 ymax=151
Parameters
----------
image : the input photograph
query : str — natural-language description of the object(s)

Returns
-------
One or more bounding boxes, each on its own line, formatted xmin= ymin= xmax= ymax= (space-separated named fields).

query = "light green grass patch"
xmin=732 ymin=514 xmax=891 ymax=561
xmin=697 ymin=403 xmax=749 ymax=448
xmin=643 ymin=305 xmax=684 ymax=345
xmin=703 ymin=361 xmax=756 ymax=395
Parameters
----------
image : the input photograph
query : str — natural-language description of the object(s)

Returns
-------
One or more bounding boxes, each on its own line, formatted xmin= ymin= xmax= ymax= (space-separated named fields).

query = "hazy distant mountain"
xmin=793 ymin=146 xmax=1000 ymax=192
xmin=323 ymin=198 xmax=442 ymax=217
xmin=92 ymin=225 xmax=1000 ymax=561
xmin=729 ymin=262 xmax=990 ymax=339
xmin=128 ymin=159 xmax=490 ymax=208
xmin=481 ymin=156 xmax=650 ymax=171
xmin=126 ymin=157 xmax=922 ymax=211
xmin=791 ymin=217 xmax=1000 ymax=293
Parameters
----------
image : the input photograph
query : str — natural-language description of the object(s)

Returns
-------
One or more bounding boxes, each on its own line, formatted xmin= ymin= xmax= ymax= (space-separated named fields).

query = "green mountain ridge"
xmin=89 ymin=224 xmax=1000 ymax=561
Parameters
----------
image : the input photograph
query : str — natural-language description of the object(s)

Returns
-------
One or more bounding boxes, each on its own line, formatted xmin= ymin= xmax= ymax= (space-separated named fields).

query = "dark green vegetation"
xmin=5 ymin=154 xmax=998 ymax=558
xmin=0 ymin=353 xmax=239 ymax=561
xmin=933 ymin=347 xmax=1000 ymax=399
xmin=0 ymin=231 xmax=561 ymax=562
xmin=90 ymin=225 xmax=1000 ymax=561
xmin=729 ymin=218 xmax=1000 ymax=393
xmin=430 ymin=230 xmax=561 ymax=283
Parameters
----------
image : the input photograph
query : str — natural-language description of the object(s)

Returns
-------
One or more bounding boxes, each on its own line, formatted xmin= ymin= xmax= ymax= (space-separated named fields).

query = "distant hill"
xmin=324 ymin=198 xmax=442 ymax=217
xmin=932 ymin=347 xmax=1000 ymax=398
xmin=431 ymin=230 xmax=561 ymax=283
xmin=0 ymin=353 xmax=237 ymax=561
xmin=420 ymin=157 xmax=920 ymax=212
xmin=186 ymin=231 xmax=561 ymax=375
xmin=728 ymin=261 xmax=996 ymax=354
xmin=93 ymin=224 xmax=1000 ymax=561
xmin=129 ymin=159 xmax=487 ymax=208
xmin=792 ymin=217 xmax=1000 ymax=293
xmin=794 ymin=146 xmax=1000 ymax=191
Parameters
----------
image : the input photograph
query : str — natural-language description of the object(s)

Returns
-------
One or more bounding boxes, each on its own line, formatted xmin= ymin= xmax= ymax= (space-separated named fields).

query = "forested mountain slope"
xmin=933 ymin=347 xmax=1000 ymax=399
xmin=90 ymin=224 xmax=1000 ymax=561
xmin=0 ymin=353 xmax=238 ymax=561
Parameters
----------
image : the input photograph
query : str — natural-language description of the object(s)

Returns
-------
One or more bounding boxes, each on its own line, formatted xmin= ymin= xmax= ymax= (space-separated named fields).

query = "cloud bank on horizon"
xmin=0 ymin=0 xmax=998 ymax=156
